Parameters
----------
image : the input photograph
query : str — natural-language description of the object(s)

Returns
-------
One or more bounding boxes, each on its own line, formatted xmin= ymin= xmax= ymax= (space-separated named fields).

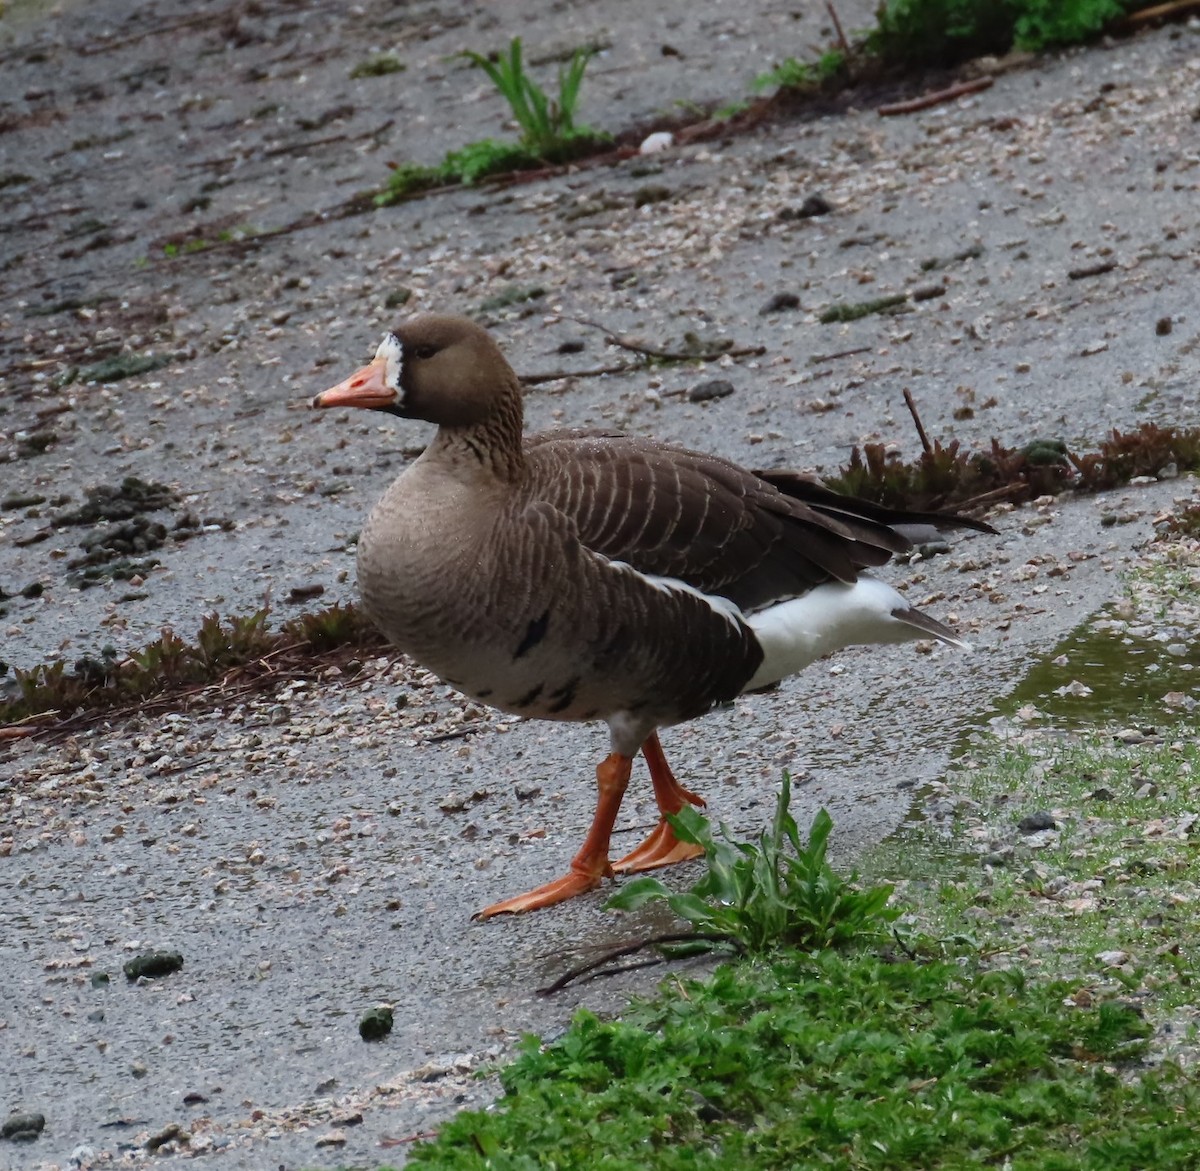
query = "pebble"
xmin=638 ymin=130 xmax=674 ymax=155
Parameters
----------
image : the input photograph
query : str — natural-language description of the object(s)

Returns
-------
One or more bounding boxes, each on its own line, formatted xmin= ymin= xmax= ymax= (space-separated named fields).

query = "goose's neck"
xmin=428 ymin=383 xmax=525 ymax=482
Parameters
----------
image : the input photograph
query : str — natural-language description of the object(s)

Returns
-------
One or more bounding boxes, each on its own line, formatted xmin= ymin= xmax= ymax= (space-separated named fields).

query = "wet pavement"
xmin=2 ymin=0 xmax=1199 ymax=1166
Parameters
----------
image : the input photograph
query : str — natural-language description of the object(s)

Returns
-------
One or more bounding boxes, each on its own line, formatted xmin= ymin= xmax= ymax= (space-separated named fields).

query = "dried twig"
xmin=520 ymin=362 xmax=639 ymax=386
xmin=569 ymin=316 xmax=765 ymax=363
xmin=809 ymin=345 xmax=871 ymax=365
xmin=1111 ymin=0 xmax=1200 ymax=32
xmin=1067 ymin=260 xmax=1118 ymax=281
xmin=825 ymin=1 xmax=852 ymax=58
xmin=878 ymin=77 xmax=994 ymax=117
xmin=536 ymin=932 xmax=735 ymax=996
xmin=379 ymin=1131 xmax=440 ymax=1149
xmin=903 ymin=388 xmax=933 ymax=456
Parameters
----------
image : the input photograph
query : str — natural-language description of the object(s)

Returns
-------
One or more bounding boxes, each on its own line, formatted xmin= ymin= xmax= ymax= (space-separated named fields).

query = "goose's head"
xmin=311 ymin=314 xmax=516 ymax=428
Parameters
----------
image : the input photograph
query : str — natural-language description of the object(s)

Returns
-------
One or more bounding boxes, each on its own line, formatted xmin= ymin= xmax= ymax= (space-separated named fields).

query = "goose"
xmin=311 ymin=314 xmax=993 ymax=919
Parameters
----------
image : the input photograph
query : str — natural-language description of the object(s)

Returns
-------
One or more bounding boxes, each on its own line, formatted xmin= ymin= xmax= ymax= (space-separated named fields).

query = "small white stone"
xmin=639 ymin=131 xmax=675 ymax=155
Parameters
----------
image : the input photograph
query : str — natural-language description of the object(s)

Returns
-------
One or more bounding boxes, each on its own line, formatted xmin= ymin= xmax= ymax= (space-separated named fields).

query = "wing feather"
xmin=522 ymin=432 xmax=987 ymax=613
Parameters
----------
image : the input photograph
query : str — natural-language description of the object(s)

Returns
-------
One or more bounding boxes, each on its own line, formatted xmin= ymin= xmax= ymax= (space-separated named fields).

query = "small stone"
xmin=1155 ymin=316 xmax=1173 ymax=336
xmin=633 ymin=184 xmax=672 ymax=208
xmin=687 ymin=379 xmax=735 ymax=403
xmin=759 ymin=291 xmax=800 ymax=314
xmin=123 ymin=949 xmax=184 ymax=981
xmin=359 ymin=1005 xmax=393 ymax=1042
xmin=288 ymin=583 xmax=325 ymax=603
xmin=1053 ymin=679 xmax=1093 ymax=698
xmin=1018 ymin=811 xmax=1057 ymax=833
xmin=779 ymin=193 xmax=832 ymax=220
xmin=1114 ymin=727 xmax=1146 ymax=744
xmin=315 ymin=1130 xmax=347 ymax=1147
xmin=1096 ymin=949 xmax=1129 ymax=968
xmin=638 ymin=131 xmax=674 ymax=155
xmin=1 ymin=1112 xmax=45 ymax=1140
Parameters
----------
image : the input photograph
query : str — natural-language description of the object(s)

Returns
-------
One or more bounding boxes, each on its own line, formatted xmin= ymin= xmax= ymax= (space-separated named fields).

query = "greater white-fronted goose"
xmin=312 ymin=315 xmax=993 ymax=918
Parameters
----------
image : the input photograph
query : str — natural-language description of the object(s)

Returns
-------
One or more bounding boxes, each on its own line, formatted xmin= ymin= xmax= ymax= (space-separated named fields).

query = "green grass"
xmin=754 ymin=1 xmax=1145 ymax=99
xmin=753 ymin=49 xmax=846 ymax=93
xmin=411 ymin=949 xmax=1193 ymax=1170
xmin=895 ymin=731 xmax=1200 ymax=1014
xmin=375 ymin=38 xmax=610 ymax=207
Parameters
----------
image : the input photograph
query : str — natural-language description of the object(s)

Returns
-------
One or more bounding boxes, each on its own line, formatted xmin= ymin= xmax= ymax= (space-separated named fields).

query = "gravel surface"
xmin=2 ymin=1 xmax=1199 ymax=1167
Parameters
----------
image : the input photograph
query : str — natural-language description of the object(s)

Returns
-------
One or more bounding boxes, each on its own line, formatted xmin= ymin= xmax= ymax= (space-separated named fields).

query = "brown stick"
xmin=521 ymin=362 xmax=639 ymax=386
xmin=536 ymin=932 xmax=736 ymax=996
xmin=1111 ymin=0 xmax=1200 ymax=32
xmin=379 ymin=1131 xmax=440 ymax=1149
xmin=903 ymin=388 xmax=933 ymax=456
xmin=878 ymin=77 xmax=994 ymax=117
xmin=825 ymin=2 xmax=852 ymax=57
xmin=809 ymin=345 xmax=871 ymax=364
xmin=569 ymin=316 xmax=765 ymax=363
xmin=1067 ymin=260 xmax=1118 ymax=281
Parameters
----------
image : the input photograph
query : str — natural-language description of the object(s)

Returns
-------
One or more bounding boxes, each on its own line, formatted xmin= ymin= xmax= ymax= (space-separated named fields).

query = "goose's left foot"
xmin=614 ymin=731 xmax=706 ymax=874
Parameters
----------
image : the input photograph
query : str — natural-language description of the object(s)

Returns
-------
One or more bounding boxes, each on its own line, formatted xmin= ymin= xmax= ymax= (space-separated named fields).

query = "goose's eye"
xmin=409 ymin=344 xmax=438 ymax=361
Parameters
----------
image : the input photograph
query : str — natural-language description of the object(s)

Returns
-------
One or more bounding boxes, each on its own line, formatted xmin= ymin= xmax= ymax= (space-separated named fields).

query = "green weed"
xmin=754 ymin=49 xmax=846 ymax=93
xmin=608 ymin=775 xmax=899 ymax=954
xmin=375 ymin=38 xmax=610 ymax=207
xmin=349 ymin=54 xmax=405 ymax=79
xmin=0 ymin=603 xmax=383 ymax=727
xmin=824 ymin=422 xmax=1200 ymax=516
xmin=869 ymin=0 xmax=1130 ymax=66
xmin=463 ymin=37 xmax=604 ymax=160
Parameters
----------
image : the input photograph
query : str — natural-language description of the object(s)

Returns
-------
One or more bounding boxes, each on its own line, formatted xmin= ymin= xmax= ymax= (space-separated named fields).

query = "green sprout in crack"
xmin=462 ymin=36 xmax=606 ymax=161
xmin=607 ymin=774 xmax=899 ymax=956
xmin=375 ymin=37 xmax=610 ymax=207
xmin=754 ymin=49 xmax=846 ymax=93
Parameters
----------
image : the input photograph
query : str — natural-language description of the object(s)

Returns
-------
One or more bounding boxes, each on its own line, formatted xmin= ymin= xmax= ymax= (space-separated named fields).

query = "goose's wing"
xmin=522 ymin=432 xmax=943 ymax=613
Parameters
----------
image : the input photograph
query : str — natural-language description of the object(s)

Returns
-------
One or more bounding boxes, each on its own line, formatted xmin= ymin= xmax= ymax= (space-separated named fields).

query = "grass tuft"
xmin=0 ymin=603 xmax=383 ymax=727
xmin=375 ymin=37 xmax=610 ymax=206
xmin=608 ymin=775 xmax=899 ymax=955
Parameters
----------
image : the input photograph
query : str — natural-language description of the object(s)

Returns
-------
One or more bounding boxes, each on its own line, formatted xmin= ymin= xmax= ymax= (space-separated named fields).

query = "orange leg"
xmin=474 ymin=752 xmax=632 ymax=919
xmin=613 ymin=732 xmax=706 ymax=874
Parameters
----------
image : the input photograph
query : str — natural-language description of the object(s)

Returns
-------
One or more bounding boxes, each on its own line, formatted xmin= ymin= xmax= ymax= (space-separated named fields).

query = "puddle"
xmin=894 ymin=605 xmax=1198 ymax=839
xmin=994 ymin=608 xmax=1198 ymax=730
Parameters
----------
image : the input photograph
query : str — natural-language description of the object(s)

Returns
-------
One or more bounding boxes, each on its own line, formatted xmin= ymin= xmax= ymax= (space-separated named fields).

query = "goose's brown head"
xmin=311 ymin=314 xmax=515 ymax=428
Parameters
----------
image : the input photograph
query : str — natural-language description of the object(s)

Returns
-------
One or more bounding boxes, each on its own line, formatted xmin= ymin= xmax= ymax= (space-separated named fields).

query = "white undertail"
xmin=743 ymin=576 xmax=969 ymax=692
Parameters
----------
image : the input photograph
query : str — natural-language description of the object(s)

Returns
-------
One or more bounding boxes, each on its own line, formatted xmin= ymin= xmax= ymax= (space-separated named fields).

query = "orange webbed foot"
xmin=611 ymin=731 xmax=707 ymax=874
xmin=473 ymin=866 xmax=609 ymax=919
xmin=613 ymin=820 xmax=704 ymax=874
